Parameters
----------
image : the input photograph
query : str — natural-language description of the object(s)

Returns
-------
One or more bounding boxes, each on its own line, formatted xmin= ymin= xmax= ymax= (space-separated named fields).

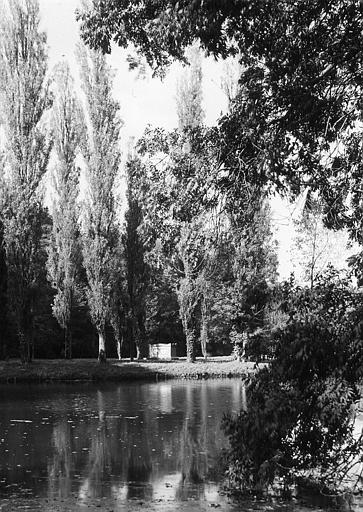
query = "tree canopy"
xmin=78 ymin=1 xmax=363 ymax=199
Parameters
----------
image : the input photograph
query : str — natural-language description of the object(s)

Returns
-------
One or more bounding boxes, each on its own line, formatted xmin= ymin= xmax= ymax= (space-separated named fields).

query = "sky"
xmin=38 ymin=0 xmax=228 ymax=140
xmin=37 ymin=0 xmax=354 ymax=281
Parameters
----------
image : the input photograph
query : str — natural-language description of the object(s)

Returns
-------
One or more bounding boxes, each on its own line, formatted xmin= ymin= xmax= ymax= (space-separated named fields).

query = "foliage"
xmin=223 ymin=268 xmax=363 ymax=494
xmin=230 ymin=199 xmax=278 ymax=334
xmin=244 ymin=328 xmax=274 ymax=362
xmin=78 ymin=44 xmax=122 ymax=361
xmin=206 ymin=196 xmax=278 ymax=357
xmin=108 ymin=240 xmax=128 ymax=360
xmin=137 ymin=129 xmax=217 ymax=360
xmin=175 ymin=218 xmax=210 ymax=362
xmin=123 ymin=156 xmax=149 ymax=359
xmin=77 ymin=0 xmax=243 ymax=69
xmin=78 ymin=1 xmax=363 ymax=202
xmin=135 ymin=53 xmax=218 ymax=360
xmin=0 ymin=0 xmax=52 ymax=362
xmin=135 ymin=113 xmax=278 ymax=359
xmin=144 ymin=261 xmax=184 ymax=350
xmin=47 ymin=62 xmax=83 ymax=358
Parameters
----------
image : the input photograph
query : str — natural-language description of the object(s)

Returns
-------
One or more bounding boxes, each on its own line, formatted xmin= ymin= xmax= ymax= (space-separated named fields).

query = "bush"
xmin=245 ymin=327 xmax=275 ymax=361
xmin=223 ymin=268 xmax=363 ymax=495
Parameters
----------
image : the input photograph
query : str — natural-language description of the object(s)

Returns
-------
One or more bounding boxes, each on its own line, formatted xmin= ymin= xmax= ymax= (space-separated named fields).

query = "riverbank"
xmin=0 ymin=357 xmax=259 ymax=383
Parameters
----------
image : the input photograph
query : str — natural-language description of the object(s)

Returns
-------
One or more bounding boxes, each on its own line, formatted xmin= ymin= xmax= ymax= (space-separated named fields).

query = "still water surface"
xmin=0 ymin=379 xmax=246 ymax=510
xmin=0 ymin=379 xmax=362 ymax=511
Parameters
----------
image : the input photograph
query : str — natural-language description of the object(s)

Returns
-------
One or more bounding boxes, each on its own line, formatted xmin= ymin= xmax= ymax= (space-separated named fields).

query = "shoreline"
xmin=0 ymin=357 xmax=258 ymax=384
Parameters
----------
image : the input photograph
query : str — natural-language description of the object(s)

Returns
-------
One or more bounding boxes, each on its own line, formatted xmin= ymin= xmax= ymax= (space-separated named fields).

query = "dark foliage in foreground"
xmin=223 ymin=268 xmax=363 ymax=494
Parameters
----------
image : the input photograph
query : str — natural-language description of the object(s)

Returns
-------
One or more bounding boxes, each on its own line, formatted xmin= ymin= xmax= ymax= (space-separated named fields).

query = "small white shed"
xmin=149 ymin=343 xmax=178 ymax=359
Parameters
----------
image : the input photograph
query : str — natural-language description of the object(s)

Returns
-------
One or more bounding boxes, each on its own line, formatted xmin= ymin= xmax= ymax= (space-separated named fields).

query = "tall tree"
xmin=78 ymin=45 xmax=122 ymax=362
xmin=220 ymin=56 xmax=241 ymax=108
xmin=136 ymin=126 xmax=217 ymax=362
xmin=0 ymin=0 xmax=51 ymax=362
xmin=131 ymin=48 xmax=208 ymax=363
xmin=175 ymin=49 xmax=209 ymax=360
xmin=229 ymin=197 xmax=278 ymax=357
xmin=176 ymin=45 xmax=204 ymax=131
xmin=124 ymin=156 xmax=149 ymax=360
xmin=47 ymin=62 xmax=82 ymax=358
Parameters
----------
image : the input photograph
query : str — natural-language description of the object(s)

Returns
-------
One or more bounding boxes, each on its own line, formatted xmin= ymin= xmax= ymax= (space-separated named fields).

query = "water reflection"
xmin=0 ymin=380 xmax=245 ymax=504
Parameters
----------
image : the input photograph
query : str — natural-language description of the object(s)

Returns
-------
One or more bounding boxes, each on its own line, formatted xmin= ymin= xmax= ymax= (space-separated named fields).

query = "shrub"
xmin=223 ymin=268 xmax=363 ymax=495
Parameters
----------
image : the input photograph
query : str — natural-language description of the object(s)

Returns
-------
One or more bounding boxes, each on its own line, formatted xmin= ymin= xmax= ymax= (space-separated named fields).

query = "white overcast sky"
xmin=38 ymin=0 xmax=228 ymax=141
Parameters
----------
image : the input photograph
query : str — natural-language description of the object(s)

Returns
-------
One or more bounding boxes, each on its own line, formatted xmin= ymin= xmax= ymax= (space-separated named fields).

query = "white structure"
xmin=149 ymin=344 xmax=178 ymax=359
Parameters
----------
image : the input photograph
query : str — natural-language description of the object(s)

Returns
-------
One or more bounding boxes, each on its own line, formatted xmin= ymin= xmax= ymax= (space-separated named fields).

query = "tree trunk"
xmin=19 ymin=333 xmax=26 ymax=364
xmin=0 ymin=337 xmax=6 ymax=360
xmin=64 ymin=324 xmax=72 ymax=359
xmin=98 ymin=329 xmax=107 ymax=363
xmin=200 ymin=296 xmax=208 ymax=360
xmin=19 ymin=331 xmax=31 ymax=364
xmin=200 ymin=322 xmax=208 ymax=360
xmin=186 ymin=326 xmax=196 ymax=363
xmin=116 ymin=335 xmax=123 ymax=360
xmin=136 ymin=343 xmax=149 ymax=360
xmin=135 ymin=314 xmax=149 ymax=359
xmin=129 ymin=316 xmax=136 ymax=361
xmin=241 ymin=331 xmax=248 ymax=362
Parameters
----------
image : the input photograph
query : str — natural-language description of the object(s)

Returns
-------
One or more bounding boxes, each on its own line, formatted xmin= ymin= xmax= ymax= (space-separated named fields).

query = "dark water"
xmin=0 ymin=379 xmax=362 ymax=512
xmin=0 ymin=379 xmax=249 ymax=510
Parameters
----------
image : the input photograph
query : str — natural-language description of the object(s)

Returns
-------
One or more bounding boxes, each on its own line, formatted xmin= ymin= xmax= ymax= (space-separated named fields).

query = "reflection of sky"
xmin=0 ymin=381 xmax=243 ymax=506
xmin=2 ymin=382 xmax=363 ymax=511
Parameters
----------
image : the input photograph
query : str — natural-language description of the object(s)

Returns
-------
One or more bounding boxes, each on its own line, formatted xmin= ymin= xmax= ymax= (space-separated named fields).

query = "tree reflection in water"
xmin=0 ymin=381 xmax=244 ymax=504
xmin=48 ymin=420 xmax=73 ymax=499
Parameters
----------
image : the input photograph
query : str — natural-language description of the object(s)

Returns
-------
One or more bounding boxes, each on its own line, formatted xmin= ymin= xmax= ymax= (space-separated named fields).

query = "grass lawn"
xmin=0 ymin=356 xmax=259 ymax=383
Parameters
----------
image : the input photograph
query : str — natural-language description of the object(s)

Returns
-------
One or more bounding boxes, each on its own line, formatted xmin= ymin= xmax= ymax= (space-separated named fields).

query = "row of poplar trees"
xmin=0 ymin=0 xmax=128 ymax=362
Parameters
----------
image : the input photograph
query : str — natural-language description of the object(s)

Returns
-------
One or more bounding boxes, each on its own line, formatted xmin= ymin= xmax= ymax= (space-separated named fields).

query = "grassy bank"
xmin=0 ymin=357 xmax=258 ymax=384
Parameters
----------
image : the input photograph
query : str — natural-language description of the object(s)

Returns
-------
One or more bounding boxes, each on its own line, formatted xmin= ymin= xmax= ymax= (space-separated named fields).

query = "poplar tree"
xmin=0 ymin=0 xmax=51 ymax=362
xmin=176 ymin=46 xmax=204 ymax=131
xmin=47 ymin=62 xmax=82 ymax=358
xmin=175 ymin=46 xmax=207 ymax=361
xmin=124 ymin=157 xmax=149 ymax=359
xmin=78 ymin=45 xmax=122 ymax=362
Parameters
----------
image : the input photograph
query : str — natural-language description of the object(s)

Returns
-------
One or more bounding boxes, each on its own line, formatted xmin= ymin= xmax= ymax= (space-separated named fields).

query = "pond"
xmin=0 ymin=379 xmax=362 ymax=511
